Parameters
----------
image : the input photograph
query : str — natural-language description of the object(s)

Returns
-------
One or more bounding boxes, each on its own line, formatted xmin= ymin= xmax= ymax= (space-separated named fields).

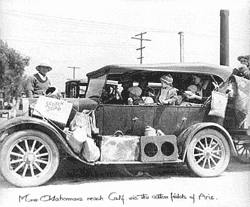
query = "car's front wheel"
xmin=0 ymin=130 xmax=59 ymax=187
xmin=186 ymin=129 xmax=230 ymax=177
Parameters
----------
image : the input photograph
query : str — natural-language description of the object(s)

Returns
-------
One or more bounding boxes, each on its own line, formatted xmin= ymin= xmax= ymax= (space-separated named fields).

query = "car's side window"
xmin=100 ymin=72 xmax=223 ymax=106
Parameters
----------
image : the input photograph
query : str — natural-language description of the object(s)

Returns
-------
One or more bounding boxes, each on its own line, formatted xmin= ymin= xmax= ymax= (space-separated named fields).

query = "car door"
xmin=96 ymin=104 xmax=178 ymax=136
xmin=175 ymin=105 xmax=207 ymax=134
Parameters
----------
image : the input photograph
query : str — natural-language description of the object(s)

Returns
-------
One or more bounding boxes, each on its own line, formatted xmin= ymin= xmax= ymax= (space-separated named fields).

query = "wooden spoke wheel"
xmin=233 ymin=138 xmax=250 ymax=164
xmin=0 ymin=130 xmax=59 ymax=187
xmin=186 ymin=129 xmax=230 ymax=177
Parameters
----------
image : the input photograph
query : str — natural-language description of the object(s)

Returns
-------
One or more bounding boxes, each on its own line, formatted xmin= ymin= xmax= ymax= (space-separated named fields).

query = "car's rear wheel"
xmin=186 ymin=129 xmax=230 ymax=177
xmin=0 ymin=130 xmax=59 ymax=187
xmin=233 ymin=138 xmax=250 ymax=164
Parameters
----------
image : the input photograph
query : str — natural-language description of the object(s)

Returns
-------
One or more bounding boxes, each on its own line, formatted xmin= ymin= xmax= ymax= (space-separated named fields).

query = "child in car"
xmin=156 ymin=74 xmax=178 ymax=105
xmin=127 ymin=86 xmax=144 ymax=105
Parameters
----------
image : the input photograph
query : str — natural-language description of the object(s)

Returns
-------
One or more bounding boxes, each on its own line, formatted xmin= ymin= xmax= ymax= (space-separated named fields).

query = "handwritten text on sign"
xmin=33 ymin=96 xmax=72 ymax=126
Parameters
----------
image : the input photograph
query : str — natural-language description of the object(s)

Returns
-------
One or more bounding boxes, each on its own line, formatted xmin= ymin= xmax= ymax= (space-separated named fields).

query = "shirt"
xmin=157 ymin=87 xmax=178 ymax=105
xmin=26 ymin=73 xmax=51 ymax=98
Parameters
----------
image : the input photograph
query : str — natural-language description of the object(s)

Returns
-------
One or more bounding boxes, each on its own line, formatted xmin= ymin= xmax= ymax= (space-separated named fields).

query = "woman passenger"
xmin=184 ymin=74 xmax=211 ymax=104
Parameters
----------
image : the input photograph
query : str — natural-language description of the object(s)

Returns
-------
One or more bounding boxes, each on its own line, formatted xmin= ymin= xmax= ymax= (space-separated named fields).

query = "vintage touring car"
xmin=0 ymin=62 xmax=249 ymax=187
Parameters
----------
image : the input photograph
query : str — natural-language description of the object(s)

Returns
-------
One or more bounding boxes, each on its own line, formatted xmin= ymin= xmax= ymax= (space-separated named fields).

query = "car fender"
xmin=177 ymin=122 xmax=237 ymax=161
xmin=0 ymin=116 xmax=93 ymax=166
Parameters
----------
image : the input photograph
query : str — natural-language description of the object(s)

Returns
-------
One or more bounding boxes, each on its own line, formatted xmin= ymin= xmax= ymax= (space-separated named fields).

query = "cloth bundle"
xmin=66 ymin=110 xmax=100 ymax=162
xmin=208 ymin=91 xmax=228 ymax=118
xmin=230 ymin=75 xmax=250 ymax=126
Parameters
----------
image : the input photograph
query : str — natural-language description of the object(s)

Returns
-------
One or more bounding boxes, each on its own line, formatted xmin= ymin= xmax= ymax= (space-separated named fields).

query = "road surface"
xmin=0 ymin=157 xmax=249 ymax=207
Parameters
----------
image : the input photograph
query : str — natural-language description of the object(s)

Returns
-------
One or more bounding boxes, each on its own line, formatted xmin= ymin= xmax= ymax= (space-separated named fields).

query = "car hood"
xmin=64 ymin=98 xmax=98 ymax=111
xmin=23 ymin=97 xmax=98 ymax=127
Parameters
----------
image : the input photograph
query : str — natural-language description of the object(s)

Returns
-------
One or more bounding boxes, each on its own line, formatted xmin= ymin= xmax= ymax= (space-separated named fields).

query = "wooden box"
xmin=100 ymin=135 xmax=140 ymax=161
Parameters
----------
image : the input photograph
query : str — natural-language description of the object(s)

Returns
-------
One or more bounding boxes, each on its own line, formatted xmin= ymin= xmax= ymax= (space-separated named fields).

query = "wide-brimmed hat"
xmin=128 ymin=86 xmax=142 ymax=97
xmin=36 ymin=60 xmax=52 ymax=72
xmin=237 ymin=55 xmax=250 ymax=61
xmin=160 ymin=74 xmax=173 ymax=85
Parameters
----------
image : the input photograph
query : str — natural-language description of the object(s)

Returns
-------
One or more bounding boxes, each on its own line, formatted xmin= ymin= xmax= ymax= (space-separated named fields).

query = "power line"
xmin=131 ymin=32 xmax=151 ymax=64
xmin=3 ymin=37 xmax=136 ymax=48
xmin=2 ymin=9 xmax=247 ymax=42
xmin=1 ymin=10 xmax=179 ymax=34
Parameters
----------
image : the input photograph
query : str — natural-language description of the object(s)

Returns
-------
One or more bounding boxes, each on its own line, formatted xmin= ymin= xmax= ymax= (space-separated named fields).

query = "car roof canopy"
xmin=86 ymin=62 xmax=232 ymax=82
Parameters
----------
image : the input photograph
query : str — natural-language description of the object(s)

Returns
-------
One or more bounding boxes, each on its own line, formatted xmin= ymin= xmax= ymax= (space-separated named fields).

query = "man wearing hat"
xmin=156 ymin=74 xmax=178 ymax=105
xmin=233 ymin=55 xmax=250 ymax=80
xmin=26 ymin=60 xmax=52 ymax=98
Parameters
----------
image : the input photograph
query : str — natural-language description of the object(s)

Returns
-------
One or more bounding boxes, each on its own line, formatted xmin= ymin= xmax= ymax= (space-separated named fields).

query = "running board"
xmin=95 ymin=159 xmax=183 ymax=165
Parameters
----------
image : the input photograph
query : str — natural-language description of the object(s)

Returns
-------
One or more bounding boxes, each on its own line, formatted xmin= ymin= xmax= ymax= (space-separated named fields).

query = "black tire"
xmin=0 ymin=130 xmax=59 ymax=187
xmin=186 ymin=129 xmax=230 ymax=177
xmin=233 ymin=139 xmax=250 ymax=164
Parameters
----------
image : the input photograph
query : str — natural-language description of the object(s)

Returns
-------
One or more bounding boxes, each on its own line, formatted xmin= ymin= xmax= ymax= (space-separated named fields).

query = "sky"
xmin=0 ymin=0 xmax=249 ymax=91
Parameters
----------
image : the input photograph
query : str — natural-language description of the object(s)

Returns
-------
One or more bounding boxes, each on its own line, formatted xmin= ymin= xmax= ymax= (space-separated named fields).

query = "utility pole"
xmin=220 ymin=10 xmax=229 ymax=66
xmin=131 ymin=32 xmax=151 ymax=64
xmin=68 ymin=66 xmax=80 ymax=79
xmin=178 ymin=31 xmax=184 ymax=62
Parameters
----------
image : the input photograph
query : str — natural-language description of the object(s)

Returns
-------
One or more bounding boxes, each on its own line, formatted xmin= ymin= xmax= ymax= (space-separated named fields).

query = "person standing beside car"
xmin=25 ymin=60 xmax=52 ymax=98
xmin=233 ymin=55 xmax=250 ymax=80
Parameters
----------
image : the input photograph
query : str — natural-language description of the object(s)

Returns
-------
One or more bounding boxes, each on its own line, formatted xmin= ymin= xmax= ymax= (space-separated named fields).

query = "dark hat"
xmin=237 ymin=55 xmax=250 ymax=61
xmin=160 ymin=74 xmax=173 ymax=85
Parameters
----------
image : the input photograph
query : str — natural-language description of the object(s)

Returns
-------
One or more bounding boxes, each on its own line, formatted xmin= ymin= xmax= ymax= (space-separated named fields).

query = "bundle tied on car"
xmin=65 ymin=110 xmax=100 ymax=162
xmin=209 ymin=74 xmax=250 ymax=127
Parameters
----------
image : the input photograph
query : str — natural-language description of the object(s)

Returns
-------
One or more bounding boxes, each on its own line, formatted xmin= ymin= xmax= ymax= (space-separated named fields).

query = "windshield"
xmin=86 ymin=74 xmax=107 ymax=98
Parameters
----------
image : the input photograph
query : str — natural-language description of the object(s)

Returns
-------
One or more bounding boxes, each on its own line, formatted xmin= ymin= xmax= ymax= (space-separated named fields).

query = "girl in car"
xmin=156 ymin=74 xmax=178 ymax=105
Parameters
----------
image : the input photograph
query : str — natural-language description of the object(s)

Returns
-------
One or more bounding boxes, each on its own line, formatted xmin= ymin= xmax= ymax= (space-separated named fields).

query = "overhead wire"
xmin=1 ymin=9 xmax=247 ymax=49
xmin=3 ymin=37 xmax=136 ymax=48
xmin=1 ymin=10 xmax=184 ymax=34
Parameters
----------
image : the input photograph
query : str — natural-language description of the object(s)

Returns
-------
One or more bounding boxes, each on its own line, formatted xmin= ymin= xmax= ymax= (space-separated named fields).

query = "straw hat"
xmin=128 ymin=86 xmax=142 ymax=97
xmin=36 ymin=60 xmax=52 ymax=72
xmin=160 ymin=74 xmax=173 ymax=85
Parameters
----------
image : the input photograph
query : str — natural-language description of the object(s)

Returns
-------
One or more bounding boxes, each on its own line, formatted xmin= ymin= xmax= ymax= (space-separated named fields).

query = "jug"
xmin=144 ymin=126 xmax=156 ymax=136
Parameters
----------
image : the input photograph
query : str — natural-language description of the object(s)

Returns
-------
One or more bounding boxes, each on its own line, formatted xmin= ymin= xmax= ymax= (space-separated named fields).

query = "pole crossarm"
xmin=131 ymin=37 xmax=151 ymax=41
xmin=131 ymin=32 xmax=151 ymax=64
xmin=136 ymin=47 xmax=145 ymax=50
xmin=68 ymin=66 xmax=80 ymax=79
